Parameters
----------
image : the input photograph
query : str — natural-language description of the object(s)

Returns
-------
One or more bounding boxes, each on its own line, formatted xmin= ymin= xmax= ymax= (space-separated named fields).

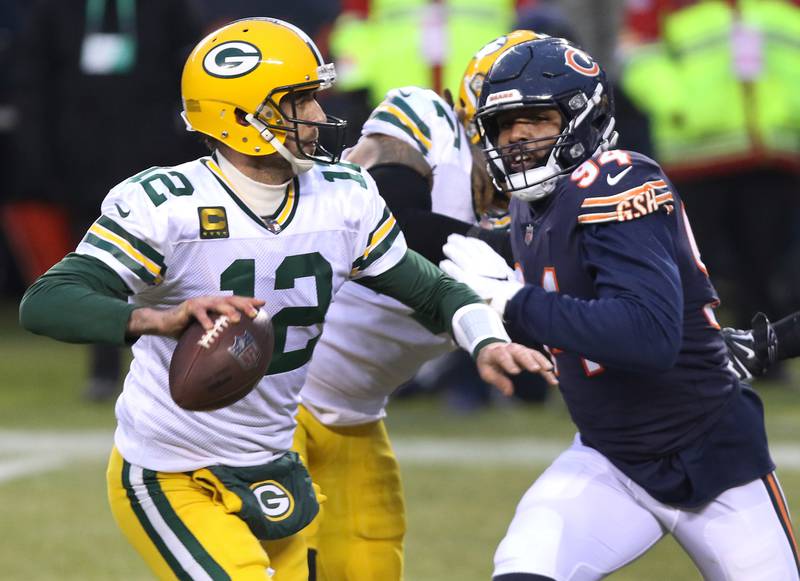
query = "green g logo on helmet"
xmin=203 ymin=41 xmax=262 ymax=78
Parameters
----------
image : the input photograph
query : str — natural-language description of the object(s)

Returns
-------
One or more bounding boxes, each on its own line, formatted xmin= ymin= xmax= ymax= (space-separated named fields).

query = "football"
xmin=169 ymin=309 xmax=275 ymax=411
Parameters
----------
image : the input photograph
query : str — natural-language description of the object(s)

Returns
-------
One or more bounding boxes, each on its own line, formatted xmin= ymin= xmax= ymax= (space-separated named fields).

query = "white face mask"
xmin=501 ymin=156 xmax=561 ymax=202
xmin=486 ymin=106 xmax=619 ymax=204
xmin=486 ymin=140 xmax=563 ymax=203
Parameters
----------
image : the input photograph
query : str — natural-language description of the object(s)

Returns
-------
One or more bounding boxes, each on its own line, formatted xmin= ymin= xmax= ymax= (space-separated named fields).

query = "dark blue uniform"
xmin=505 ymin=150 xmax=774 ymax=507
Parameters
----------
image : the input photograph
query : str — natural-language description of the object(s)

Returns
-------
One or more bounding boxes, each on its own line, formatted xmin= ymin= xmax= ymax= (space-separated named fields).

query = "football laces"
xmin=197 ymin=316 xmax=230 ymax=349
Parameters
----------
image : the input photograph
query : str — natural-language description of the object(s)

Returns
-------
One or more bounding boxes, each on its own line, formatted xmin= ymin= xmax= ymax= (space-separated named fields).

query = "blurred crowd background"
xmin=1 ymin=0 xmax=799 ymax=407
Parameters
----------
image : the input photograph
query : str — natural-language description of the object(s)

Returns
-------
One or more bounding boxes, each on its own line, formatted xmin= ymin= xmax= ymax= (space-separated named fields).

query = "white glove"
xmin=440 ymin=234 xmax=523 ymax=316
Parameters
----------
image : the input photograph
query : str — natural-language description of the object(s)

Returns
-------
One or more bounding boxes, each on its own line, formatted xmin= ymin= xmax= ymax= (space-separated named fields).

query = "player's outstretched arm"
xmin=356 ymin=249 xmax=556 ymax=392
xmin=20 ymin=253 xmax=264 ymax=344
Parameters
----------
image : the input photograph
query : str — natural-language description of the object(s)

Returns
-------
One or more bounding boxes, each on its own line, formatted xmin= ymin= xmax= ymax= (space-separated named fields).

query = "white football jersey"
xmin=301 ymin=87 xmax=475 ymax=426
xmin=362 ymin=86 xmax=475 ymax=222
xmin=76 ymin=156 xmax=406 ymax=471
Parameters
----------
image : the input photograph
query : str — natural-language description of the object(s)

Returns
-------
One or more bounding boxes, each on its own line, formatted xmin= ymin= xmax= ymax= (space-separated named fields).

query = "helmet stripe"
xmin=232 ymin=16 xmax=324 ymax=65
xmin=266 ymin=17 xmax=323 ymax=65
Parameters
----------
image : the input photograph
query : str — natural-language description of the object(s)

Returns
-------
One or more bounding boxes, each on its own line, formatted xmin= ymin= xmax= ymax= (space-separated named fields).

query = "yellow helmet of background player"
xmin=181 ymin=18 xmax=346 ymax=172
xmin=457 ymin=30 xmax=542 ymax=144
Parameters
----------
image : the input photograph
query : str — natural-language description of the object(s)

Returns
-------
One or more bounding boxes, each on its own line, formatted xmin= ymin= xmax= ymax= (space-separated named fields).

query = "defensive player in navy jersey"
xmin=440 ymin=36 xmax=800 ymax=581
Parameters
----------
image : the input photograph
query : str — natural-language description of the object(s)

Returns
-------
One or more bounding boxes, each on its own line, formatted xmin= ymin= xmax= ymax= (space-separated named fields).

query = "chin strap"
xmin=245 ymin=113 xmax=314 ymax=174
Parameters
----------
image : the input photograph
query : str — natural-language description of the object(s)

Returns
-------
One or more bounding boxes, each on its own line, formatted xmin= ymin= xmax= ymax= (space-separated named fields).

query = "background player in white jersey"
xmin=18 ymin=19 xmax=556 ymax=581
xmin=271 ymin=31 xmax=540 ymax=581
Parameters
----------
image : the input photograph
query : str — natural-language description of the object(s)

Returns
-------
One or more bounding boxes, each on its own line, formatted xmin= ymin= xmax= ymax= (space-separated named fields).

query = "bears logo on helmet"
xmin=564 ymin=47 xmax=600 ymax=77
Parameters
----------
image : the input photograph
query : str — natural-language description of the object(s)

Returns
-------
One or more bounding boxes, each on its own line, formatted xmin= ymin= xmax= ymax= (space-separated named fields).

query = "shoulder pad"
xmin=569 ymin=151 xmax=676 ymax=225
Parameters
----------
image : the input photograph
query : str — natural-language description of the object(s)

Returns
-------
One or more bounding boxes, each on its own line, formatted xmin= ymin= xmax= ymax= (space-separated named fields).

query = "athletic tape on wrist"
xmin=452 ymin=303 xmax=510 ymax=356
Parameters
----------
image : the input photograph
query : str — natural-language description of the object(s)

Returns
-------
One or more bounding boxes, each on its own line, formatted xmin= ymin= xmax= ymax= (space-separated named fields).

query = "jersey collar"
xmin=201 ymin=156 xmax=300 ymax=234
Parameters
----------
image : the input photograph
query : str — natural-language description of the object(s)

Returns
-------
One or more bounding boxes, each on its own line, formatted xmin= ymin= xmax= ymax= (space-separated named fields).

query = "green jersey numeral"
xmin=219 ymin=253 xmax=333 ymax=376
xmin=220 ymin=259 xmax=255 ymax=297
xmin=322 ymin=170 xmax=367 ymax=189
xmin=130 ymin=169 xmax=194 ymax=206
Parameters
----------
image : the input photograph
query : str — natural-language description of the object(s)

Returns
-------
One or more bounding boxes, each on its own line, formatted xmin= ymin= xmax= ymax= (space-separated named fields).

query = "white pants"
xmin=494 ymin=435 xmax=799 ymax=581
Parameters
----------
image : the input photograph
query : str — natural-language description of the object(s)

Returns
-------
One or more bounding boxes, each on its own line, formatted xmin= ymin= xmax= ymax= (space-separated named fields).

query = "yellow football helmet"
xmin=457 ymin=30 xmax=542 ymax=144
xmin=181 ymin=18 xmax=346 ymax=171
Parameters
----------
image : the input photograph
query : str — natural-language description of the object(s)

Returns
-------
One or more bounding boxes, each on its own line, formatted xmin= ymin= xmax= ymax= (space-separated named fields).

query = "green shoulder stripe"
xmin=372 ymin=111 xmax=428 ymax=155
xmin=322 ymin=170 xmax=367 ymax=189
xmin=352 ymin=206 xmax=390 ymax=272
xmin=96 ymin=216 xmax=165 ymax=269
xmin=83 ymin=233 xmax=159 ymax=285
xmin=365 ymin=206 xmax=391 ymax=244
xmin=126 ymin=166 xmax=160 ymax=184
xmin=389 ymin=95 xmax=432 ymax=139
xmin=337 ymin=161 xmax=363 ymax=173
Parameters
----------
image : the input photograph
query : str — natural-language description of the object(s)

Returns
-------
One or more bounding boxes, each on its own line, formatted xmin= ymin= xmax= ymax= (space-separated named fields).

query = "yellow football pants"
xmin=270 ymin=405 xmax=406 ymax=581
xmin=107 ymin=447 xmax=311 ymax=580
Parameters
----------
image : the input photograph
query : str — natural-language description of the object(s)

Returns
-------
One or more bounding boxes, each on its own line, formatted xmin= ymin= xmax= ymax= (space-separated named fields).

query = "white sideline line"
xmin=0 ymin=454 xmax=70 ymax=482
xmin=0 ymin=430 xmax=112 ymax=455
xmin=1 ymin=430 xmax=799 ymax=484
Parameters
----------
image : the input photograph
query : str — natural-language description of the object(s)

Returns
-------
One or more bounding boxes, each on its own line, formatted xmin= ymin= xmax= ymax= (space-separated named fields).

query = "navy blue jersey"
xmin=506 ymin=150 xmax=774 ymax=507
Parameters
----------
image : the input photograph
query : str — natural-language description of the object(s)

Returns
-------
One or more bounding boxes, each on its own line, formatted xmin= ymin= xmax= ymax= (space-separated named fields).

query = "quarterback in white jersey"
xmin=19 ymin=20 xmax=555 ymax=581
xmin=284 ymin=32 xmax=541 ymax=581
xmin=84 ymin=154 xmax=407 ymax=472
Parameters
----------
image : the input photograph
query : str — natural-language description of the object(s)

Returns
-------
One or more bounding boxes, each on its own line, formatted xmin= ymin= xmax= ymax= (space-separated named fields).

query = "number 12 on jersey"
xmin=220 ymin=253 xmax=333 ymax=376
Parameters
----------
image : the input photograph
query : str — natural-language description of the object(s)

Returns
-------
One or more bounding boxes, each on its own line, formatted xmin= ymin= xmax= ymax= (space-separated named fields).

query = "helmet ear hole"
xmin=234 ymin=108 xmax=251 ymax=127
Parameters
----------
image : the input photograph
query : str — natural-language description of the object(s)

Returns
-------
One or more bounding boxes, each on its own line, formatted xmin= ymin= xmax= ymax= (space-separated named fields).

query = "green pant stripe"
xmin=142 ymin=468 xmax=231 ymax=581
xmin=121 ymin=460 xmax=194 ymax=581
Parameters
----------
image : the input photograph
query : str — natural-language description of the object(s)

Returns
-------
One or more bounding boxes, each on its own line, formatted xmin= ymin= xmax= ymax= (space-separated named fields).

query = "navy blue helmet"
xmin=475 ymin=37 xmax=617 ymax=202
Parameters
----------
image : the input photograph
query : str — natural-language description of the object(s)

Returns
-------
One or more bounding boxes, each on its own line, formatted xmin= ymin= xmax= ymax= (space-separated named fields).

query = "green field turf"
xmin=2 ymin=304 xmax=799 ymax=580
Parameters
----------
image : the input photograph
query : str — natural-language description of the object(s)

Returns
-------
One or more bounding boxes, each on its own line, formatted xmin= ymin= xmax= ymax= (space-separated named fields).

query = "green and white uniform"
xmin=301 ymin=87 xmax=475 ymax=426
xmin=77 ymin=156 xmax=406 ymax=471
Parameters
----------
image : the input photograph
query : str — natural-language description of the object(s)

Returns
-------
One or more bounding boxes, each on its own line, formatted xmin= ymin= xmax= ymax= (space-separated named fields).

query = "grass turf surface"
xmin=2 ymin=304 xmax=799 ymax=580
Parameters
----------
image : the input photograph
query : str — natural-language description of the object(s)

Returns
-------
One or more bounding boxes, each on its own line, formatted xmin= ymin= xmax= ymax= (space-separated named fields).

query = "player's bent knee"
xmin=494 ymin=574 xmax=557 ymax=581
